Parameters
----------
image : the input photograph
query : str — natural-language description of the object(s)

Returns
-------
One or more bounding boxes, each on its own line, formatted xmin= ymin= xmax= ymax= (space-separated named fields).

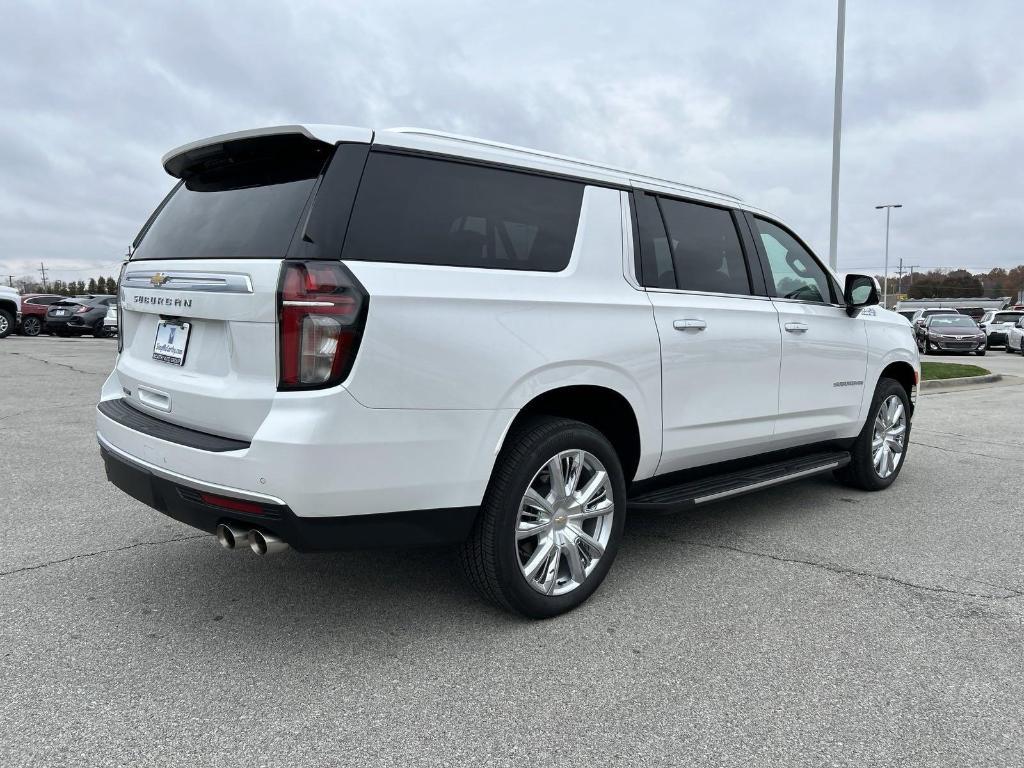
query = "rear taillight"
xmin=277 ymin=260 xmax=368 ymax=390
xmin=75 ymin=305 xmax=89 ymax=314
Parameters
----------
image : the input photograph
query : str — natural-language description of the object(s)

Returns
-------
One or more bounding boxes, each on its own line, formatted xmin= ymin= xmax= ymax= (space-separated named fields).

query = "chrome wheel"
xmin=0 ymin=314 xmax=8 ymax=335
xmin=515 ymin=449 xmax=615 ymax=596
xmin=872 ymin=394 xmax=907 ymax=479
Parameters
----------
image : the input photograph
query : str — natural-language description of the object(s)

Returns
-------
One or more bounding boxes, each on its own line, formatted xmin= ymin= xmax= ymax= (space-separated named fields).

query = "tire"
xmin=976 ymin=349 xmax=986 ymax=356
xmin=92 ymin=321 xmax=108 ymax=338
xmin=20 ymin=316 xmax=42 ymax=337
xmin=0 ymin=309 xmax=13 ymax=339
xmin=834 ymin=378 xmax=911 ymax=491
xmin=460 ymin=416 xmax=627 ymax=618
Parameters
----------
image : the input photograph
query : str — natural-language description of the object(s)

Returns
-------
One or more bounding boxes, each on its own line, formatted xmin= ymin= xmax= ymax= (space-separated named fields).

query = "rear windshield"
xmin=992 ymin=313 xmax=1023 ymax=323
xmin=342 ymin=152 xmax=584 ymax=272
xmin=132 ymin=137 xmax=328 ymax=261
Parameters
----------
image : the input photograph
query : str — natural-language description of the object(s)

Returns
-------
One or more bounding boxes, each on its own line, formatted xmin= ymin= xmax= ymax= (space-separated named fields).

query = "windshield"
xmin=929 ymin=316 xmax=977 ymax=329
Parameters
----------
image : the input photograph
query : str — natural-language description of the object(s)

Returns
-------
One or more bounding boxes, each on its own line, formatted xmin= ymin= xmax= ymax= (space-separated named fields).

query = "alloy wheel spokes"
xmin=872 ymin=394 xmax=908 ymax=479
xmin=515 ymin=449 xmax=615 ymax=596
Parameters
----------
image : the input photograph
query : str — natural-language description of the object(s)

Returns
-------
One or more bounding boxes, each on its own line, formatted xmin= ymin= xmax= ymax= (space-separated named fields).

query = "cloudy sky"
xmin=2 ymin=0 xmax=1021 ymax=283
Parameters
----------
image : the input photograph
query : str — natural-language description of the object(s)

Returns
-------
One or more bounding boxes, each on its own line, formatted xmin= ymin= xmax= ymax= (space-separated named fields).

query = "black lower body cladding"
xmin=100 ymin=447 xmax=478 ymax=551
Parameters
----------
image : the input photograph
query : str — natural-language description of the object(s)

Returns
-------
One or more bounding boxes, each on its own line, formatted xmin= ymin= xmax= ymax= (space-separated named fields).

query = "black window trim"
xmin=369 ymin=144 xmax=631 ymax=193
xmin=743 ymin=211 xmax=842 ymax=306
xmin=631 ymin=191 xmax=769 ymax=300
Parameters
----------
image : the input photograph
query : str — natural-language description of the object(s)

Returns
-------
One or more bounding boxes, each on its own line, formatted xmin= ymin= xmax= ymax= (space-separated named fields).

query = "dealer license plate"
xmin=152 ymin=320 xmax=191 ymax=366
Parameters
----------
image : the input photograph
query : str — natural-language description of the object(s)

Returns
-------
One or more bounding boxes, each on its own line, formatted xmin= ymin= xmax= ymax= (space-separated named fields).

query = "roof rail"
xmin=384 ymin=127 xmax=743 ymax=203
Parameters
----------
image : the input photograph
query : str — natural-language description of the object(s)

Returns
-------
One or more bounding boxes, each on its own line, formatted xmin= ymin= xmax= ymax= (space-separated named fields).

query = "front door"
xmin=747 ymin=215 xmax=868 ymax=441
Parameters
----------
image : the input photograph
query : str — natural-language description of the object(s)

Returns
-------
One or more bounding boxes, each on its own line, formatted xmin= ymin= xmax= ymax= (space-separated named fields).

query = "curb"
xmin=920 ymin=373 xmax=1002 ymax=392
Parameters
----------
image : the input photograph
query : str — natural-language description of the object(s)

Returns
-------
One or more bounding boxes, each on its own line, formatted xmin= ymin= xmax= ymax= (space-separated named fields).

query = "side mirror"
xmin=844 ymin=273 xmax=879 ymax=317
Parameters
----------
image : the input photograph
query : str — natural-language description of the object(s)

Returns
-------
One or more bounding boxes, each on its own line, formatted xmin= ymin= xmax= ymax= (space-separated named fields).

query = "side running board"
xmin=628 ymin=451 xmax=851 ymax=513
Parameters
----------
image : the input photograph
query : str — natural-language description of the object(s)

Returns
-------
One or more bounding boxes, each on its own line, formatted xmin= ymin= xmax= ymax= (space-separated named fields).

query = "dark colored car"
xmin=18 ymin=293 xmax=66 ymax=336
xmin=45 ymin=295 xmax=117 ymax=337
xmin=916 ymin=314 xmax=987 ymax=356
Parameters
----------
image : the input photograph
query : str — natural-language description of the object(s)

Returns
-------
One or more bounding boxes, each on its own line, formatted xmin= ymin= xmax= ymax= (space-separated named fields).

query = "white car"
xmin=1005 ymin=318 xmax=1024 ymax=354
xmin=0 ymin=285 xmax=21 ymax=339
xmin=979 ymin=310 xmax=1024 ymax=348
xmin=103 ymin=303 xmax=118 ymax=332
xmin=96 ymin=125 xmax=920 ymax=617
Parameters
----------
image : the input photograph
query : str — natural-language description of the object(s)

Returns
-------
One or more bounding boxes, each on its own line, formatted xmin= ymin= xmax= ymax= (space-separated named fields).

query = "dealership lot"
xmin=2 ymin=336 xmax=1023 ymax=767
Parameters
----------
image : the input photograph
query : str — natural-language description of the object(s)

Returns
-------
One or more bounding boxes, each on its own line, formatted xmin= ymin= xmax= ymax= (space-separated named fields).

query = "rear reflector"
xmin=278 ymin=260 xmax=367 ymax=390
xmin=199 ymin=493 xmax=264 ymax=515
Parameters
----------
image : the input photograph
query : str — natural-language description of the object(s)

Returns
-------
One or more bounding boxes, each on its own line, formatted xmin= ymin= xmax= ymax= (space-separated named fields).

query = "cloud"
xmin=1 ymin=0 xmax=1021 ymax=283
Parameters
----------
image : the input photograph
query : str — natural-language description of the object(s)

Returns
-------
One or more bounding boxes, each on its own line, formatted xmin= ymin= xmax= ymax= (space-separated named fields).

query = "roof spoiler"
xmin=161 ymin=124 xmax=373 ymax=178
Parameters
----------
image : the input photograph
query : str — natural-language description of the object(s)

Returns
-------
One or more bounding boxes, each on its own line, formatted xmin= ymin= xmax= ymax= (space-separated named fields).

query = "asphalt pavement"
xmin=2 ymin=335 xmax=1022 ymax=767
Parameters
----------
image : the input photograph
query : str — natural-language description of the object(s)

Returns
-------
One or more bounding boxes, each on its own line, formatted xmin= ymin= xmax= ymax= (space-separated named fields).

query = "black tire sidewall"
xmin=0 ymin=309 xmax=12 ymax=338
xmin=487 ymin=420 xmax=627 ymax=618
xmin=850 ymin=379 xmax=912 ymax=491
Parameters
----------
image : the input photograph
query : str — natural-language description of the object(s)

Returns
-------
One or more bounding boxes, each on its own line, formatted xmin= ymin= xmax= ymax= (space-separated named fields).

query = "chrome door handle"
xmin=673 ymin=319 xmax=707 ymax=331
xmin=785 ymin=322 xmax=809 ymax=333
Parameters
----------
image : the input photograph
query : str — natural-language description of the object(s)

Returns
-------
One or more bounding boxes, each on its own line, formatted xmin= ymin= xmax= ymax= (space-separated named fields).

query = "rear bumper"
xmin=986 ymin=332 xmax=1007 ymax=346
xmin=96 ymin=370 xmax=513 ymax=521
xmin=100 ymin=443 xmax=477 ymax=550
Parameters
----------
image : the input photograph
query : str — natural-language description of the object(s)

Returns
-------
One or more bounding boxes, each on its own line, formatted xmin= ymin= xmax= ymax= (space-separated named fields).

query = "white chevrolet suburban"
xmin=97 ymin=125 xmax=920 ymax=617
xmin=0 ymin=285 xmax=21 ymax=338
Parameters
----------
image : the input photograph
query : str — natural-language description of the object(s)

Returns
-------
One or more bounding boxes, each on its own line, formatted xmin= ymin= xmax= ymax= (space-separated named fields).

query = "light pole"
xmin=875 ymin=204 xmax=902 ymax=307
xmin=828 ymin=0 xmax=846 ymax=271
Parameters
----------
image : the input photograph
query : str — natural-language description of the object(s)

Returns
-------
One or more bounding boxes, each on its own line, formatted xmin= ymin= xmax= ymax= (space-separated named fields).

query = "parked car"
xmin=46 ymin=295 xmax=116 ymax=337
xmin=916 ymin=314 xmax=987 ymax=355
xmin=18 ymin=293 xmax=65 ymax=336
xmin=910 ymin=308 xmax=960 ymax=334
xmin=1005 ymin=318 xmax=1024 ymax=354
xmin=103 ymin=303 xmax=118 ymax=334
xmin=0 ymin=285 xmax=20 ymax=339
xmin=978 ymin=310 xmax=1024 ymax=348
xmin=97 ymin=124 xmax=920 ymax=617
xmin=956 ymin=307 xmax=988 ymax=322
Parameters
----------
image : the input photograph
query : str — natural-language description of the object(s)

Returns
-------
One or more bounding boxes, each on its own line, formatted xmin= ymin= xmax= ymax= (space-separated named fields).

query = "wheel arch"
xmin=499 ymin=385 xmax=643 ymax=483
xmin=879 ymin=360 xmax=917 ymax=413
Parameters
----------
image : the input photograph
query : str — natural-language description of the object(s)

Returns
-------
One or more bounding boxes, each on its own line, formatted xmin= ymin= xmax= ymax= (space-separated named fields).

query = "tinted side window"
xmin=342 ymin=153 xmax=584 ymax=271
xmin=633 ymin=192 xmax=675 ymax=289
xmin=754 ymin=218 xmax=832 ymax=303
xmin=658 ymin=198 xmax=750 ymax=295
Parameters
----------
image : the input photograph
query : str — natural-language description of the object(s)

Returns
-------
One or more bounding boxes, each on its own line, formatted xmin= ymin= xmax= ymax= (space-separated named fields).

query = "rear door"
xmin=745 ymin=214 xmax=868 ymax=441
xmin=116 ymin=133 xmax=368 ymax=440
xmin=634 ymin=191 xmax=782 ymax=472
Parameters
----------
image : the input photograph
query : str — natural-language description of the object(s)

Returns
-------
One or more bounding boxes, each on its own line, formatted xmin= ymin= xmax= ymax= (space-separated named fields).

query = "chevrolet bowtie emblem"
xmin=150 ymin=273 xmax=170 ymax=287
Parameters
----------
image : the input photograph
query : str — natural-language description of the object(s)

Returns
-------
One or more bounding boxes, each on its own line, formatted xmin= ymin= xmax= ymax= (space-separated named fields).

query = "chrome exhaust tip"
xmin=249 ymin=529 xmax=289 ymax=556
xmin=215 ymin=523 xmax=251 ymax=550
